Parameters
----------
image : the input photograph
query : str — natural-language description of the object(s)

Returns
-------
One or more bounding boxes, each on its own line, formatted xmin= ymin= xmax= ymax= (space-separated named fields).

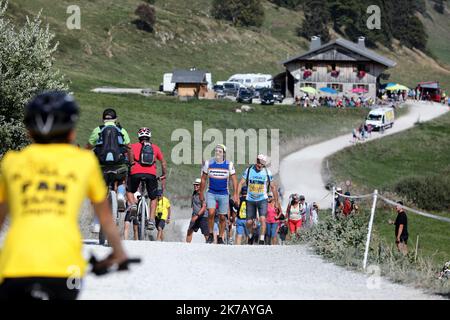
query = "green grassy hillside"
xmin=8 ymin=0 xmax=450 ymax=91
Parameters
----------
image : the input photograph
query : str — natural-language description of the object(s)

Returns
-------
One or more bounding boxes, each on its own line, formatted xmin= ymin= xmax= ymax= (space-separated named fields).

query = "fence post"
xmin=363 ymin=189 xmax=378 ymax=271
xmin=331 ymin=186 xmax=336 ymax=219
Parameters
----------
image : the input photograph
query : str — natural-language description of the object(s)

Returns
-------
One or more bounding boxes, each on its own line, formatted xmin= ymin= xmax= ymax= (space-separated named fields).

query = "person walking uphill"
xmin=237 ymin=154 xmax=280 ymax=245
xmin=199 ymin=144 xmax=238 ymax=244
xmin=0 ymin=92 xmax=128 ymax=300
xmin=186 ymin=179 xmax=208 ymax=242
xmin=389 ymin=201 xmax=409 ymax=255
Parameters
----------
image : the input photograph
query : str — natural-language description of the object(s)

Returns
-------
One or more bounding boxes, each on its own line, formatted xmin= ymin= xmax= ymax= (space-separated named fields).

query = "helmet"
xmin=102 ymin=108 xmax=117 ymax=121
xmin=156 ymin=189 xmax=163 ymax=197
xmin=138 ymin=127 xmax=151 ymax=139
xmin=24 ymin=91 xmax=79 ymax=139
xmin=216 ymin=144 xmax=227 ymax=153
xmin=241 ymin=186 xmax=248 ymax=194
xmin=193 ymin=178 xmax=201 ymax=185
xmin=257 ymin=154 xmax=267 ymax=165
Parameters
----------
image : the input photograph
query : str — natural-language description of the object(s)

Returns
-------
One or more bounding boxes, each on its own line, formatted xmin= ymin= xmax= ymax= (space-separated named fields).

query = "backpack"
xmin=245 ymin=165 xmax=271 ymax=194
xmin=343 ymin=198 xmax=353 ymax=216
xmin=139 ymin=141 xmax=155 ymax=166
xmin=95 ymin=125 xmax=125 ymax=165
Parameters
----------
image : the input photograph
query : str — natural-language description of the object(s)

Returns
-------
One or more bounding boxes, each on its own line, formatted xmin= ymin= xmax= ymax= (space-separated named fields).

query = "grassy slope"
xmin=327 ymin=112 xmax=450 ymax=264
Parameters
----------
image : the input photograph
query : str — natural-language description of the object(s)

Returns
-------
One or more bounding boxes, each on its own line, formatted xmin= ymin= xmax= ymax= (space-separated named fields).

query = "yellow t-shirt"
xmin=156 ymin=196 xmax=171 ymax=220
xmin=0 ymin=144 xmax=107 ymax=281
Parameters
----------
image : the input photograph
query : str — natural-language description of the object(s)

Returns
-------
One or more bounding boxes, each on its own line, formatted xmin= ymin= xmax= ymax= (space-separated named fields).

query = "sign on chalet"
xmin=278 ymin=36 xmax=397 ymax=99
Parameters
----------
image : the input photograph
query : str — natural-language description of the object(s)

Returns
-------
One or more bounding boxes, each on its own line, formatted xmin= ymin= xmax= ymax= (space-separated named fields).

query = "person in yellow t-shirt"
xmin=0 ymin=91 xmax=128 ymax=300
xmin=155 ymin=190 xmax=171 ymax=241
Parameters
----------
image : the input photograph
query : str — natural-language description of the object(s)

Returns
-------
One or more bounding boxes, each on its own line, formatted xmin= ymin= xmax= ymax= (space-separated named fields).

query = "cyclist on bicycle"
xmin=86 ymin=108 xmax=132 ymax=233
xmin=0 ymin=91 xmax=128 ymax=300
xmin=199 ymin=144 xmax=238 ymax=244
xmin=126 ymin=127 xmax=167 ymax=230
xmin=155 ymin=189 xmax=171 ymax=241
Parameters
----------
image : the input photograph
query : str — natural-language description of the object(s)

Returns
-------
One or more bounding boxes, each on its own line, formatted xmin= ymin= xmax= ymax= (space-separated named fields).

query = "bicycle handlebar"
xmin=89 ymin=254 xmax=141 ymax=276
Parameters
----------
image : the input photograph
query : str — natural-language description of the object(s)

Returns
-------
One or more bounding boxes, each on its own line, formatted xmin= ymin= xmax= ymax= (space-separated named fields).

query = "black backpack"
xmin=94 ymin=125 xmax=125 ymax=165
xmin=139 ymin=141 xmax=155 ymax=166
xmin=245 ymin=165 xmax=271 ymax=193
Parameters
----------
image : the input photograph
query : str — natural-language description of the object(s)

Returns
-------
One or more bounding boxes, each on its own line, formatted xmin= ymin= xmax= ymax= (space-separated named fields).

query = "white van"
xmin=227 ymin=73 xmax=272 ymax=88
xmin=365 ymin=107 xmax=395 ymax=131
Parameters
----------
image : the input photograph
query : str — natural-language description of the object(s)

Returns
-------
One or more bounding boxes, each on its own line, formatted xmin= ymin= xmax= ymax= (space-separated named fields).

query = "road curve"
xmin=279 ymin=101 xmax=449 ymax=209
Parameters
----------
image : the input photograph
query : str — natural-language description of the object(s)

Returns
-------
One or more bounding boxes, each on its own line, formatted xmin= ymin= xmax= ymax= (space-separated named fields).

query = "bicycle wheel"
xmin=139 ymin=199 xmax=147 ymax=241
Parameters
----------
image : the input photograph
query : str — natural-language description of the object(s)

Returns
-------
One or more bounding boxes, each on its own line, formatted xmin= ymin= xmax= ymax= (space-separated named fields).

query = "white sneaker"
xmin=91 ymin=223 xmax=101 ymax=233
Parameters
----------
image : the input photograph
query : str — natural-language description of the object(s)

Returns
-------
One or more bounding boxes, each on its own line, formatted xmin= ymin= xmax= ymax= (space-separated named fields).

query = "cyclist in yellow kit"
xmin=0 ymin=91 xmax=128 ymax=300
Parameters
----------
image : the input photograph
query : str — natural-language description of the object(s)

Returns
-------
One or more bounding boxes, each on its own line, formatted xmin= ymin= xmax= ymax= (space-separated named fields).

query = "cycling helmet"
xmin=102 ymin=108 xmax=117 ymax=120
xmin=24 ymin=91 xmax=79 ymax=139
xmin=138 ymin=127 xmax=151 ymax=139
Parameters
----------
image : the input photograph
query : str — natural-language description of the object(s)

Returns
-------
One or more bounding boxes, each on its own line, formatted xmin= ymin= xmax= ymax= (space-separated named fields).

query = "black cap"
xmin=103 ymin=108 xmax=117 ymax=120
xmin=24 ymin=91 xmax=79 ymax=139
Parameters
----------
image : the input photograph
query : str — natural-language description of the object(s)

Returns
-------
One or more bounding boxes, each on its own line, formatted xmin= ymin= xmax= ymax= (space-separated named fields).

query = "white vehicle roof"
xmin=368 ymin=107 xmax=394 ymax=115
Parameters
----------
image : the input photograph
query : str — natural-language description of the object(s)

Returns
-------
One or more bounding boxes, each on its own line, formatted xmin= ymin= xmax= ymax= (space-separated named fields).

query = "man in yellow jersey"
xmin=0 ymin=91 xmax=128 ymax=300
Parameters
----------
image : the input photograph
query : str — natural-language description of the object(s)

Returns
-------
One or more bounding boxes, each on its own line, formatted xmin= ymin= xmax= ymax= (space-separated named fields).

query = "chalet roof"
xmin=172 ymin=69 xmax=207 ymax=84
xmin=282 ymin=38 xmax=396 ymax=68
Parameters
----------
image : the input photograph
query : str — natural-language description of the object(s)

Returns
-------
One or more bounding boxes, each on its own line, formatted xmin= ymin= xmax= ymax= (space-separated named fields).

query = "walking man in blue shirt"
xmin=199 ymin=144 xmax=238 ymax=244
xmin=237 ymin=154 xmax=281 ymax=245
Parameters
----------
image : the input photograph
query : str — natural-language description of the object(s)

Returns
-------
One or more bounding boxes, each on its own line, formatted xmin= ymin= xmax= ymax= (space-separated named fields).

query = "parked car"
xmin=253 ymin=87 xmax=264 ymax=99
xmin=222 ymin=82 xmax=241 ymax=97
xmin=260 ymin=88 xmax=275 ymax=105
xmin=236 ymin=88 xmax=254 ymax=104
xmin=213 ymin=84 xmax=225 ymax=99
xmin=273 ymin=90 xmax=284 ymax=103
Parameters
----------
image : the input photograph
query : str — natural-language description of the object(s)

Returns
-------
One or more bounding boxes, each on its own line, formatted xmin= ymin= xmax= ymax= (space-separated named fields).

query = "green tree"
xmin=211 ymin=0 xmax=265 ymax=28
xmin=268 ymin=0 xmax=303 ymax=10
xmin=297 ymin=0 xmax=330 ymax=43
xmin=0 ymin=1 xmax=67 ymax=156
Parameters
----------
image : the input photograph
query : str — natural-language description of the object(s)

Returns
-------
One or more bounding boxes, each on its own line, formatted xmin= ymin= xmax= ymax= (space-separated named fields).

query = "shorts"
xmin=188 ymin=216 xmax=209 ymax=236
xmin=266 ymin=223 xmax=278 ymax=238
xmin=127 ymin=173 xmax=158 ymax=200
xmin=102 ymin=164 xmax=128 ymax=187
xmin=207 ymin=192 xmax=229 ymax=215
xmin=155 ymin=216 xmax=166 ymax=230
xmin=246 ymin=199 xmax=268 ymax=220
xmin=124 ymin=212 xmax=139 ymax=225
xmin=235 ymin=218 xmax=249 ymax=236
xmin=289 ymin=219 xmax=303 ymax=233
xmin=0 ymin=277 xmax=80 ymax=300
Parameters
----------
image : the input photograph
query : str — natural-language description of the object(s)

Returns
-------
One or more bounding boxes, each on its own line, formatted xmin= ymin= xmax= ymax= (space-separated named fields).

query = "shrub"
xmin=394 ymin=174 xmax=450 ymax=212
xmin=135 ymin=3 xmax=156 ymax=32
xmin=0 ymin=0 xmax=67 ymax=157
xmin=211 ymin=0 xmax=265 ymax=28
